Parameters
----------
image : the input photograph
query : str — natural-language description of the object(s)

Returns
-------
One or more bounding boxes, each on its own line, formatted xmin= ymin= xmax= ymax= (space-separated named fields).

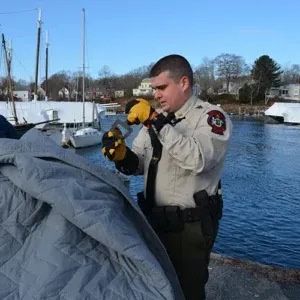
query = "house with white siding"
xmin=132 ymin=78 xmax=154 ymax=96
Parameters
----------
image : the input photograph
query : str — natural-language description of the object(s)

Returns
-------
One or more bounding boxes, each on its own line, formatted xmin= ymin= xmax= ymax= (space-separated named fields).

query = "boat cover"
xmin=0 ymin=129 xmax=184 ymax=300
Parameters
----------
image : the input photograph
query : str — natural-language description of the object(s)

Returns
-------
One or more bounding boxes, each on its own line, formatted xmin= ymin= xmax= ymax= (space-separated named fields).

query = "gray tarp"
xmin=0 ymin=129 xmax=184 ymax=300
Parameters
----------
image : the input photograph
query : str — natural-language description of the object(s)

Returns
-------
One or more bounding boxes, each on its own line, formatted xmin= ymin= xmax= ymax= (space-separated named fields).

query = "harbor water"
xmin=74 ymin=115 xmax=300 ymax=269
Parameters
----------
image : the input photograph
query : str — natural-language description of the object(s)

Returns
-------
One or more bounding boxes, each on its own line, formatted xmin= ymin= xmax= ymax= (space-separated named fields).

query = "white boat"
xmin=69 ymin=9 xmax=104 ymax=148
xmin=69 ymin=127 xmax=103 ymax=148
xmin=282 ymin=107 xmax=300 ymax=124
xmin=0 ymin=101 xmax=102 ymax=129
xmin=264 ymin=102 xmax=300 ymax=123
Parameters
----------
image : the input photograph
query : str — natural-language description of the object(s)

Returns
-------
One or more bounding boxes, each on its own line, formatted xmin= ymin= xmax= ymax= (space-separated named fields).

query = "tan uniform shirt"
xmin=131 ymin=96 xmax=233 ymax=209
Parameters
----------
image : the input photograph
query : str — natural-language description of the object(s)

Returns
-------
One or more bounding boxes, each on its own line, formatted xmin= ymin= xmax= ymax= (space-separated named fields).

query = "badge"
xmin=207 ymin=110 xmax=226 ymax=135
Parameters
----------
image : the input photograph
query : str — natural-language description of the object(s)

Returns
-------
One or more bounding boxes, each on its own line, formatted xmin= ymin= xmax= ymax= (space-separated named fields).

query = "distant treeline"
xmin=1 ymin=53 xmax=299 ymax=104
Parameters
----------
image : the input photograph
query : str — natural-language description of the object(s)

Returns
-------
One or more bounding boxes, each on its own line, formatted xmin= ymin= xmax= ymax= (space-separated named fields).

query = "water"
xmin=74 ymin=116 xmax=300 ymax=269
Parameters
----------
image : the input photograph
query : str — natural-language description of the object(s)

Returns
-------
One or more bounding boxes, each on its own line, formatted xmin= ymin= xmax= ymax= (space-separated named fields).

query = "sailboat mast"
xmin=8 ymin=38 xmax=12 ymax=74
xmin=45 ymin=30 xmax=49 ymax=100
xmin=34 ymin=8 xmax=42 ymax=100
xmin=82 ymin=8 xmax=86 ymax=128
xmin=2 ymin=34 xmax=18 ymax=125
xmin=7 ymin=38 xmax=12 ymax=104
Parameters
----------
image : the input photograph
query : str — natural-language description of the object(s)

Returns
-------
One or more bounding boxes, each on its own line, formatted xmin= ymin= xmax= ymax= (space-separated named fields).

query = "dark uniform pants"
xmin=155 ymin=221 xmax=219 ymax=300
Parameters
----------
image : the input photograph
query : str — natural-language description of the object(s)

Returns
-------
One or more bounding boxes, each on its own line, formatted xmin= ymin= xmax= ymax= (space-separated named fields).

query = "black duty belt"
xmin=151 ymin=206 xmax=203 ymax=223
xmin=148 ymin=189 xmax=223 ymax=236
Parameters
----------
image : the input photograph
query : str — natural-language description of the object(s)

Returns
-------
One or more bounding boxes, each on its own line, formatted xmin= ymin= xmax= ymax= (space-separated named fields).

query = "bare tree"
xmin=194 ymin=57 xmax=216 ymax=96
xmin=129 ymin=63 xmax=155 ymax=79
xmin=214 ymin=53 xmax=249 ymax=92
xmin=281 ymin=64 xmax=300 ymax=84
xmin=40 ymin=71 xmax=71 ymax=100
xmin=14 ymin=79 xmax=29 ymax=90
xmin=69 ymin=71 xmax=95 ymax=100
xmin=109 ymin=63 xmax=155 ymax=97
xmin=98 ymin=65 xmax=115 ymax=94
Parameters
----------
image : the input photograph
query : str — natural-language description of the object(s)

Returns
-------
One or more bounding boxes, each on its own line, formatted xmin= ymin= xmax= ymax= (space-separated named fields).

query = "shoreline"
xmin=207 ymin=253 xmax=300 ymax=300
xmin=210 ymin=253 xmax=300 ymax=283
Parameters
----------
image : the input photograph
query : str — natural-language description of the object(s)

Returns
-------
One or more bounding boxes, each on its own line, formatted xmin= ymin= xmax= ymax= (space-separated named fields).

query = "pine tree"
xmin=251 ymin=55 xmax=282 ymax=99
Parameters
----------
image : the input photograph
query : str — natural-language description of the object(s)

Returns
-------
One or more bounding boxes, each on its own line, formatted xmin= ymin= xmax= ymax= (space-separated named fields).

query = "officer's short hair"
xmin=149 ymin=54 xmax=194 ymax=86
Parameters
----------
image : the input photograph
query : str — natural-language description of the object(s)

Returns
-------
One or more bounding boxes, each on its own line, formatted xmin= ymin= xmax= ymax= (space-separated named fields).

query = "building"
xmin=58 ymin=87 xmax=70 ymax=99
xmin=132 ymin=78 xmax=154 ymax=97
xmin=0 ymin=90 xmax=29 ymax=101
xmin=115 ymin=90 xmax=124 ymax=98
xmin=218 ymin=82 xmax=238 ymax=95
xmin=267 ymin=84 xmax=300 ymax=101
xmin=218 ymin=78 xmax=249 ymax=96
xmin=279 ymin=84 xmax=300 ymax=100
xmin=13 ymin=91 xmax=29 ymax=101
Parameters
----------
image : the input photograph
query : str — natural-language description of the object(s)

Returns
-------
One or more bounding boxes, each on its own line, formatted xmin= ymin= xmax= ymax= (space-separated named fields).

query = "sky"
xmin=0 ymin=0 xmax=300 ymax=83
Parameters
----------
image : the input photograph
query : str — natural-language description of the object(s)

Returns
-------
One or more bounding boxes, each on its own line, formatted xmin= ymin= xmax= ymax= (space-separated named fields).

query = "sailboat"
xmin=1 ymin=33 xmax=59 ymax=139
xmin=69 ymin=8 xmax=103 ymax=149
xmin=1 ymin=9 xmax=60 ymax=138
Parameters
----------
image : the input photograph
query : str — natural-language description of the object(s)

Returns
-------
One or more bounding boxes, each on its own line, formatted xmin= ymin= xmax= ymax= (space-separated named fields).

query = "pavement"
xmin=206 ymin=253 xmax=300 ymax=300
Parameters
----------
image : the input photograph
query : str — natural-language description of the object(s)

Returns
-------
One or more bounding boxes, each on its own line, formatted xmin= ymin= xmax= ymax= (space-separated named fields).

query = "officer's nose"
xmin=154 ymin=89 xmax=162 ymax=100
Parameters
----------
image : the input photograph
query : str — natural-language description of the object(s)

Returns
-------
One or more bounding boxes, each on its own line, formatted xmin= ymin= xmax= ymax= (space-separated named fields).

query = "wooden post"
xmin=2 ymin=34 xmax=18 ymax=125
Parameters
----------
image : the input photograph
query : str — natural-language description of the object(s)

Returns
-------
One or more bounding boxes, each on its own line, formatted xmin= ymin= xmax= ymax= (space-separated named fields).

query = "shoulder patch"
xmin=207 ymin=110 xmax=226 ymax=135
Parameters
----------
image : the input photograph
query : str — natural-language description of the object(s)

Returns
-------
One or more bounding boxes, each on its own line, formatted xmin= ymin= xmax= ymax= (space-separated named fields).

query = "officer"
xmin=0 ymin=114 xmax=18 ymax=139
xmin=101 ymin=54 xmax=233 ymax=300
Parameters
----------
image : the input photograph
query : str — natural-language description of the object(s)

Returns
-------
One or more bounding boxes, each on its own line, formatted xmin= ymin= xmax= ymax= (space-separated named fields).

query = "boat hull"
xmin=69 ymin=133 xmax=103 ymax=148
xmin=264 ymin=115 xmax=284 ymax=124
xmin=14 ymin=123 xmax=36 ymax=139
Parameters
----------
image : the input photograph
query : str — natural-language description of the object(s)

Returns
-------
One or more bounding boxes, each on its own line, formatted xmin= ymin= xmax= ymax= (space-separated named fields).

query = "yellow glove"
xmin=101 ymin=126 xmax=126 ymax=162
xmin=125 ymin=98 xmax=158 ymax=126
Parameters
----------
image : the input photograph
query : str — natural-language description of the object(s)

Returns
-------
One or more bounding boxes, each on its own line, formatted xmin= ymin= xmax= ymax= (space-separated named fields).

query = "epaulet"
xmin=195 ymin=99 xmax=209 ymax=110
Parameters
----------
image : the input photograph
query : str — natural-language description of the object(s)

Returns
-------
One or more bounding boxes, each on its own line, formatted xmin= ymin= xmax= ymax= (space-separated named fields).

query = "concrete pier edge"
xmin=210 ymin=253 xmax=300 ymax=283
xmin=207 ymin=253 xmax=300 ymax=300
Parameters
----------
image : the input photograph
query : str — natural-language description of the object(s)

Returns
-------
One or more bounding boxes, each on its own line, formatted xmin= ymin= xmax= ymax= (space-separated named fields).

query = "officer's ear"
xmin=179 ymin=75 xmax=190 ymax=92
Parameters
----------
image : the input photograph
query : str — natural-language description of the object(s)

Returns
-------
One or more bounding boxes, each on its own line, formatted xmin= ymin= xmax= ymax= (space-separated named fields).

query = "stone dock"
xmin=206 ymin=253 xmax=300 ymax=300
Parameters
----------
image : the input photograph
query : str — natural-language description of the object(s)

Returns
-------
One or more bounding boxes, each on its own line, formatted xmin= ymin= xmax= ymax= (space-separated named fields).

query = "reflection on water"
xmin=68 ymin=116 xmax=300 ymax=268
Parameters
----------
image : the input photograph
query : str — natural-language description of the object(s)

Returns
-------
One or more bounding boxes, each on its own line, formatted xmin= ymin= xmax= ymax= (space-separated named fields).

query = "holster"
xmin=193 ymin=190 xmax=223 ymax=240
